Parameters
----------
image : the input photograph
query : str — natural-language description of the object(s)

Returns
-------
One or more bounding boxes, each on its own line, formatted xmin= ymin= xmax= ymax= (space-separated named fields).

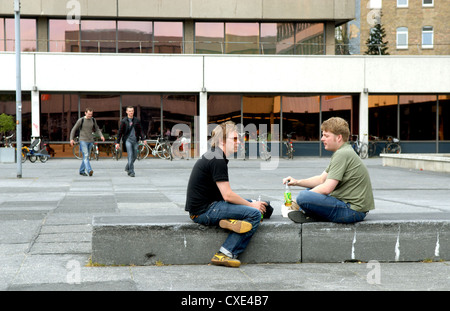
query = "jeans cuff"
xmin=219 ymin=246 xmax=235 ymax=259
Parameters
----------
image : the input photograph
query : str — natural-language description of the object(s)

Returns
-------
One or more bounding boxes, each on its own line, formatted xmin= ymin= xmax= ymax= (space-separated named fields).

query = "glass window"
xmin=195 ymin=22 xmax=224 ymax=54
xmin=396 ymin=27 xmax=408 ymax=49
xmin=81 ymin=20 xmax=117 ymax=53
xmin=154 ymin=22 xmax=183 ymax=54
xmin=397 ymin=0 xmax=408 ymax=8
xmin=242 ymin=95 xmax=279 ymax=140
xmin=400 ymin=95 xmax=437 ymax=140
xmin=423 ymin=0 xmax=433 ymax=7
xmin=121 ymin=94 xmax=161 ymax=137
xmin=5 ymin=18 xmax=36 ymax=52
xmin=80 ymin=94 xmax=120 ymax=140
xmin=0 ymin=93 xmax=32 ymax=141
xmin=369 ymin=95 xmax=398 ymax=140
xmin=118 ymin=21 xmax=153 ymax=53
xmin=162 ymin=94 xmax=197 ymax=138
xmin=40 ymin=94 xmax=79 ymax=159
xmin=225 ymin=23 xmax=259 ymax=54
xmin=49 ymin=19 xmax=80 ymax=52
xmin=260 ymin=23 xmax=295 ymax=55
xmin=439 ymin=95 xmax=450 ymax=141
xmin=282 ymin=95 xmax=320 ymax=141
xmin=422 ymin=26 xmax=433 ymax=49
xmin=207 ymin=94 xmax=241 ymax=125
xmin=321 ymin=95 xmax=354 ymax=134
xmin=0 ymin=18 xmax=5 ymax=51
xmin=294 ymin=23 xmax=324 ymax=55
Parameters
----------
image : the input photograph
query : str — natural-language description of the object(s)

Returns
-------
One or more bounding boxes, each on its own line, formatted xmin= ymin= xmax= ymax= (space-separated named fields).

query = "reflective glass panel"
xmin=225 ymin=23 xmax=259 ymax=54
xmin=195 ymin=22 xmax=224 ymax=54
xmin=162 ymin=95 xmax=197 ymax=156
xmin=49 ymin=19 xmax=80 ymax=52
xmin=121 ymin=94 xmax=161 ymax=138
xmin=282 ymin=95 xmax=320 ymax=141
xmin=0 ymin=93 xmax=32 ymax=141
xmin=294 ymin=23 xmax=324 ymax=55
xmin=439 ymin=95 xmax=450 ymax=142
xmin=321 ymin=95 xmax=353 ymax=133
xmin=154 ymin=22 xmax=183 ymax=54
xmin=81 ymin=20 xmax=116 ymax=53
xmin=0 ymin=18 xmax=4 ymax=51
xmin=207 ymin=95 xmax=241 ymax=125
xmin=79 ymin=95 xmax=121 ymax=154
xmin=243 ymin=95 xmax=279 ymax=140
xmin=368 ymin=95 xmax=398 ymax=140
xmin=5 ymin=18 xmax=36 ymax=52
xmin=118 ymin=21 xmax=153 ymax=53
xmin=400 ymin=95 xmax=436 ymax=140
xmin=261 ymin=23 xmax=295 ymax=55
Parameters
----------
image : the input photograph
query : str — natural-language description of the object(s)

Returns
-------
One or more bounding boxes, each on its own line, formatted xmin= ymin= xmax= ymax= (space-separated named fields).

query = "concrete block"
xmin=91 ymin=215 xmax=301 ymax=266
xmin=0 ymin=148 xmax=15 ymax=163
xmin=302 ymin=220 xmax=449 ymax=263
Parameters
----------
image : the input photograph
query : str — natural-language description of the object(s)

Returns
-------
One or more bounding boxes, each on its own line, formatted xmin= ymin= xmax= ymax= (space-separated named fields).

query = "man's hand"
xmin=282 ymin=176 xmax=298 ymax=186
xmin=70 ymin=139 xmax=75 ymax=147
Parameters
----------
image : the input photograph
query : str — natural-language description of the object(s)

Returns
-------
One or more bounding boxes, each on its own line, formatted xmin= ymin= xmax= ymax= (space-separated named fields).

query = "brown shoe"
xmin=211 ymin=252 xmax=241 ymax=268
xmin=219 ymin=219 xmax=252 ymax=234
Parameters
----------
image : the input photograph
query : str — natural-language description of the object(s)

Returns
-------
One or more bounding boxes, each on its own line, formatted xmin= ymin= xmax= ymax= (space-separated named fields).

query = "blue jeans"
xmin=125 ymin=139 xmax=138 ymax=174
xmin=296 ymin=190 xmax=367 ymax=224
xmin=191 ymin=200 xmax=262 ymax=258
xmin=79 ymin=141 xmax=93 ymax=174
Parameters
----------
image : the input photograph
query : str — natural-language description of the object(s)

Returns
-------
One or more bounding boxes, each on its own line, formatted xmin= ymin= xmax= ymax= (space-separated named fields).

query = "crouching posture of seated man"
xmin=283 ymin=117 xmax=375 ymax=224
xmin=185 ymin=121 xmax=267 ymax=268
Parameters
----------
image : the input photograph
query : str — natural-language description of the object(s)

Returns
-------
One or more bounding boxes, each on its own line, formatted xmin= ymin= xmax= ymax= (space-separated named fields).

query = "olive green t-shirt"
xmin=325 ymin=142 xmax=375 ymax=212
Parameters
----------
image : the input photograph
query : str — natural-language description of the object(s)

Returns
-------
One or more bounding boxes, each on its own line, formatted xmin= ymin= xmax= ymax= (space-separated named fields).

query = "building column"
xmin=199 ymin=90 xmax=208 ymax=156
xmin=325 ymin=21 xmax=335 ymax=55
xmin=359 ymin=90 xmax=369 ymax=144
xmin=31 ymin=89 xmax=40 ymax=138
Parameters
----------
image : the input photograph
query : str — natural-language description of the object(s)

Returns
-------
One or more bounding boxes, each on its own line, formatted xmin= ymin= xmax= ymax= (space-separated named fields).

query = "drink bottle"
xmin=284 ymin=183 xmax=292 ymax=207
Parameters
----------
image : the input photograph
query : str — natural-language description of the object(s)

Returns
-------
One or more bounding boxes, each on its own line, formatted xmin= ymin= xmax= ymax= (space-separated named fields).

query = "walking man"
xmin=283 ymin=117 xmax=375 ymax=223
xmin=70 ymin=108 xmax=105 ymax=176
xmin=185 ymin=121 xmax=267 ymax=268
xmin=115 ymin=106 xmax=146 ymax=177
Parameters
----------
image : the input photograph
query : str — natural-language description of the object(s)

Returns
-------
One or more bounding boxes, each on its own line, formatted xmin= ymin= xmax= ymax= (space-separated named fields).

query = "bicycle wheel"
xmin=39 ymin=155 xmax=49 ymax=163
xmin=156 ymin=143 xmax=170 ymax=159
xmin=73 ymin=145 xmax=82 ymax=160
xmin=359 ymin=142 xmax=368 ymax=159
xmin=386 ymin=143 xmax=401 ymax=154
xmin=29 ymin=154 xmax=37 ymax=163
xmin=137 ymin=143 xmax=149 ymax=160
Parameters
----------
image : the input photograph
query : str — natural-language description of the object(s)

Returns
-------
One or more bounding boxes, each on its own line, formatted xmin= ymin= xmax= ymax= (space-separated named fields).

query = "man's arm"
xmin=216 ymin=181 xmax=266 ymax=213
xmin=283 ymin=171 xmax=338 ymax=195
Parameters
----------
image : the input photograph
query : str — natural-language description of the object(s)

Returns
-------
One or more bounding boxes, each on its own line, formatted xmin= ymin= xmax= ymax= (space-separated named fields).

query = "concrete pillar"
xmin=199 ymin=90 xmax=208 ymax=156
xmin=37 ymin=17 xmax=48 ymax=52
xmin=325 ymin=21 xmax=335 ymax=55
xmin=184 ymin=20 xmax=194 ymax=54
xmin=359 ymin=91 xmax=369 ymax=144
xmin=31 ymin=90 xmax=40 ymax=138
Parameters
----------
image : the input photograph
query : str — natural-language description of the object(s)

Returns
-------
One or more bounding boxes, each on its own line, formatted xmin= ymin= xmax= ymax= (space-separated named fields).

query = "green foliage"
xmin=365 ymin=11 xmax=390 ymax=55
xmin=0 ymin=113 xmax=16 ymax=139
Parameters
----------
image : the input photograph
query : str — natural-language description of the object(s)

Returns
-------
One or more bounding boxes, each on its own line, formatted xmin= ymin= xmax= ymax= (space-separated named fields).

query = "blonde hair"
xmin=321 ymin=117 xmax=350 ymax=141
xmin=210 ymin=121 xmax=237 ymax=147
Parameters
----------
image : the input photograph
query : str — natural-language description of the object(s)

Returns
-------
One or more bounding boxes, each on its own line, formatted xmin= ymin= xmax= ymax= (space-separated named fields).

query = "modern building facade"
xmin=0 ymin=0 xmax=449 ymax=158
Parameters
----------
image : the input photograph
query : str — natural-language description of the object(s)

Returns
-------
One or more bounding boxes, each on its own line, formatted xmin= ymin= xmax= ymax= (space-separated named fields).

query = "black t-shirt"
xmin=185 ymin=148 xmax=229 ymax=215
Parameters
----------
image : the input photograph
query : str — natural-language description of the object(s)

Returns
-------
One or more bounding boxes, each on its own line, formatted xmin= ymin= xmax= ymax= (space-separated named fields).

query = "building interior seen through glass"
xmin=0 ymin=93 xmax=449 ymax=157
xmin=0 ymin=18 xmax=36 ymax=51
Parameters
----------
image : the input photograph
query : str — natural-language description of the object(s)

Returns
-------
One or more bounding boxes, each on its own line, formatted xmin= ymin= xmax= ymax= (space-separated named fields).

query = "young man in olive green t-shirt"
xmin=283 ymin=117 xmax=375 ymax=223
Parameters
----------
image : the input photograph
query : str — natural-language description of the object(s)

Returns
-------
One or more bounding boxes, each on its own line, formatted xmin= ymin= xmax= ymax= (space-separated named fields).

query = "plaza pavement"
xmin=0 ymin=156 xmax=449 ymax=292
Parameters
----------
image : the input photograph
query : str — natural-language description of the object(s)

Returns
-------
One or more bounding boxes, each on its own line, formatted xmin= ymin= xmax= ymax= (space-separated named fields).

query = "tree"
xmin=365 ymin=11 xmax=389 ymax=55
xmin=0 ymin=113 xmax=16 ymax=141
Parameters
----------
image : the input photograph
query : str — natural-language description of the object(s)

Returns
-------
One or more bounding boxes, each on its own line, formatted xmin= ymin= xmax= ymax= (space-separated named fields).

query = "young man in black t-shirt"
xmin=185 ymin=121 xmax=267 ymax=268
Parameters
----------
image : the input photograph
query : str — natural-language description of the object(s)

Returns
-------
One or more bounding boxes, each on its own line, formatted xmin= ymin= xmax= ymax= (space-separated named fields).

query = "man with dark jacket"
xmin=115 ymin=106 xmax=146 ymax=177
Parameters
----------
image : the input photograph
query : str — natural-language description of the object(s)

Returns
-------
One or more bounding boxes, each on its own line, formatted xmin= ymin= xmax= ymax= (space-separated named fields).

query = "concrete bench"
xmin=91 ymin=214 xmax=449 ymax=266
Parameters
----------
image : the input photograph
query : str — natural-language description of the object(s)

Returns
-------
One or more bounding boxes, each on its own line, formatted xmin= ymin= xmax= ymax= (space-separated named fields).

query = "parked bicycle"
xmin=110 ymin=136 xmax=122 ymax=161
xmin=259 ymin=133 xmax=271 ymax=161
xmin=72 ymin=136 xmax=101 ymax=161
xmin=138 ymin=135 xmax=172 ymax=160
xmin=383 ymin=136 xmax=401 ymax=154
xmin=23 ymin=137 xmax=50 ymax=163
xmin=284 ymin=132 xmax=295 ymax=159
xmin=350 ymin=134 xmax=368 ymax=159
